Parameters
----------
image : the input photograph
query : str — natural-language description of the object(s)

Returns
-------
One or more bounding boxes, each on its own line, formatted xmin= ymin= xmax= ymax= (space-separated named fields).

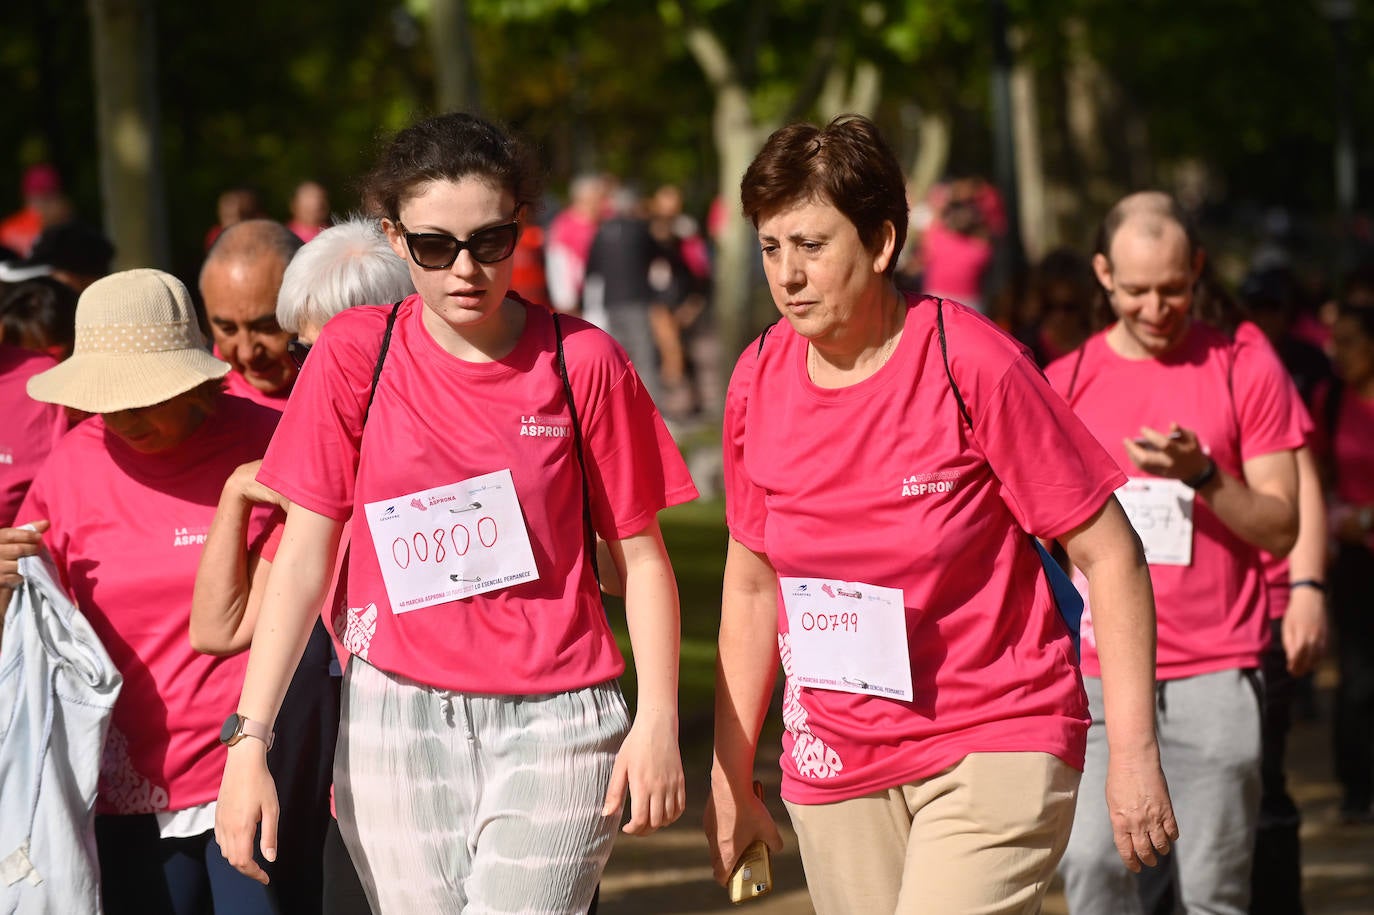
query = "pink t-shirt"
xmin=1231 ymin=324 xmax=1316 ymax=624
xmin=921 ymin=222 xmax=992 ymax=304
xmin=257 ymin=295 xmax=697 ymax=694
xmin=18 ymin=395 xmax=283 ymax=814
xmin=725 ymin=294 xmax=1123 ymax=805
xmin=223 ymin=363 xmax=292 ymax=413
xmin=1045 ymin=322 xmax=1305 ymax=679
xmin=0 ymin=345 xmax=66 ymax=527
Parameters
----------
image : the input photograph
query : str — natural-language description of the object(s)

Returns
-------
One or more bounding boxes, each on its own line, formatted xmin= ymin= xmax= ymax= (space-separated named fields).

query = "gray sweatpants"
xmin=1059 ymin=670 xmax=1263 ymax=915
xmin=333 ymin=658 xmax=630 ymax=913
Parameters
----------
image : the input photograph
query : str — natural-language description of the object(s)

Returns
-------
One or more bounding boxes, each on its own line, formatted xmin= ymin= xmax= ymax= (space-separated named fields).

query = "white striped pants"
xmin=333 ymin=658 xmax=630 ymax=913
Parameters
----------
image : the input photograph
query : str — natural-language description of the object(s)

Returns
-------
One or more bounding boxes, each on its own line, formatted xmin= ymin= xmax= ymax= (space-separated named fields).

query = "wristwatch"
xmin=1182 ymin=458 xmax=1218 ymax=491
xmin=219 ymin=713 xmax=274 ymax=750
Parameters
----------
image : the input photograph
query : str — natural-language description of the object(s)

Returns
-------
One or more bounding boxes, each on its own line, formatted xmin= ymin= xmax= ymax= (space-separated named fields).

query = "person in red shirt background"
xmin=0 ymin=164 xmax=72 ymax=257
xmin=287 ymin=180 xmax=332 ymax=244
xmin=1322 ymin=302 xmax=1374 ymax=825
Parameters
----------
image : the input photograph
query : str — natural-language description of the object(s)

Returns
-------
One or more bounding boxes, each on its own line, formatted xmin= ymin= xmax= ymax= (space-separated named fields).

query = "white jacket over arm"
xmin=0 ymin=546 xmax=122 ymax=914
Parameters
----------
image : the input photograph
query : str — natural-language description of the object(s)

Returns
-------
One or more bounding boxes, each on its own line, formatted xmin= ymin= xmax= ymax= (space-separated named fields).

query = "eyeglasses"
xmin=287 ymin=339 xmax=311 ymax=369
xmin=397 ymin=220 xmax=520 ymax=269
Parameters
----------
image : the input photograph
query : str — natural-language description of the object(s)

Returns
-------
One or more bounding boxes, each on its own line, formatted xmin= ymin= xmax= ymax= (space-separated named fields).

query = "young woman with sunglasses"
xmin=213 ymin=113 xmax=697 ymax=912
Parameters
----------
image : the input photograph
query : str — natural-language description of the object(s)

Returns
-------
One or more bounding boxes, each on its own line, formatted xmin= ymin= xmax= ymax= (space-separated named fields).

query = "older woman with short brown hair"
xmin=704 ymin=116 xmax=1176 ymax=914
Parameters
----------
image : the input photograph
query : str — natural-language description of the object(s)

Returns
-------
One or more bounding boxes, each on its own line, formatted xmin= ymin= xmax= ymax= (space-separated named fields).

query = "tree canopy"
xmin=3 ymin=0 xmax=1371 ymax=286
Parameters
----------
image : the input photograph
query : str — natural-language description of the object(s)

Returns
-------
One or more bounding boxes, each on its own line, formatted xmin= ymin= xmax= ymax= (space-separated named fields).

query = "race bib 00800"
xmin=364 ymin=469 xmax=540 ymax=613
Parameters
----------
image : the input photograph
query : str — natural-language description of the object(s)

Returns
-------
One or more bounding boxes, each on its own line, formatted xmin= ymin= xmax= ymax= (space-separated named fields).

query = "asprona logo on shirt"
xmin=0 ymin=449 xmax=13 ymax=464
xmin=518 ymin=414 xmax=571 ymax=438
xmin=900 ymin=469 xmax=961 ymax=497
xmin=172 ymin=525 xmax=209 ymax=547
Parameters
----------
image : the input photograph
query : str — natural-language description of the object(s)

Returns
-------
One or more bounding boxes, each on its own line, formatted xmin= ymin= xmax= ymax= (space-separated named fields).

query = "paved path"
xmin=598 ymin=676 xmax=1374 ymax=914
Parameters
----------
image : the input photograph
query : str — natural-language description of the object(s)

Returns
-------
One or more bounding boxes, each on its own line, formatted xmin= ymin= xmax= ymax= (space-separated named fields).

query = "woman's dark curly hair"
xmin=361 ymin=112 xmax=542 ymax=223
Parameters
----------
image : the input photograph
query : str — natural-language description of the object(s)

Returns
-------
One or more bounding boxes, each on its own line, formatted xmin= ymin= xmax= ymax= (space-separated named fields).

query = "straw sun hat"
xmin=26 ymin=268 xmax=229 ymax=413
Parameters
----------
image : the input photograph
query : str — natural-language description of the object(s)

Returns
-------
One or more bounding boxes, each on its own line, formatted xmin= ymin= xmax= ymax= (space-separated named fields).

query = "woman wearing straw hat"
xmin=0 ymin=268 xmax=284 ymax=914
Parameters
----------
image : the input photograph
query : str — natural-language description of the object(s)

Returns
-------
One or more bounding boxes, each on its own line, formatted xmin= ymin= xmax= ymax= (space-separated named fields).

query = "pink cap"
xmin=21 ymin=163 xmax=62 ymax=197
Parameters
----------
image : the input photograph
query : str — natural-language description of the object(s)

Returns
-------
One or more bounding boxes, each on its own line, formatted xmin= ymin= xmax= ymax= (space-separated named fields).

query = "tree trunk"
xmin=87 ymin=0 xmax=168 ymax=270
xmin=1011 ymin=43 xmax=1049 ymax=261
xmin=711 ymin=86 xmax=762 ymax=397
xmin=430 ymin=0 xmax=481 ymax=113
xmin=907 ymin=109 xmax=951 ymax=205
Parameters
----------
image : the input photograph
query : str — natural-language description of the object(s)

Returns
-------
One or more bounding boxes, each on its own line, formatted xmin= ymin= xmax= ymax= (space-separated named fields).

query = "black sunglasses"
xmin=287 ymin=339 xmax=311 ymax=369
xmin=397 ymin=220 xmax=520 ymax=269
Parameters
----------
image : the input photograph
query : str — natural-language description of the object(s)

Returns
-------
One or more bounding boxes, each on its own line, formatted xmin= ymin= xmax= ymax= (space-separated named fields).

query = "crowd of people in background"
xmin=0 ymin=107 xmax=1372 ymax=915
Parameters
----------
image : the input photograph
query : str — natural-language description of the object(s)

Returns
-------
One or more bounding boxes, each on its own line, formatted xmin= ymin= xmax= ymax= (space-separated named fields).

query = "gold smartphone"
xmin=727 ymin=839 xmax=773 ymax=904
xmin=727 ymin=781 xmax=773 ymax=904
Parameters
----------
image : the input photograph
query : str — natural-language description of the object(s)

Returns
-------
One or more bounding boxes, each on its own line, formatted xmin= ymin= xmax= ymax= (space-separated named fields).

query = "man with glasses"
xmin=200 ymin=220 xmax=304 ymax=412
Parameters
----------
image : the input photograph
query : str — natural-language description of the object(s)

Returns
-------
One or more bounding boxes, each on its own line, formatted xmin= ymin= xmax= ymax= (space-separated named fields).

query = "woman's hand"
xmin=1105 ymin=748 xmax=1179 ymax=872
xmin=602 ymin=710 xmax=684 ymax=836
xmin=0 ymin=520 xmax=50 ymax=587
xmin=704 ymin=772 xmax=784 ymax=885
xmin=227 ymin=460 xmax=289 ymax=510
xmin=215 ymin=741 xmax=279 ymax=885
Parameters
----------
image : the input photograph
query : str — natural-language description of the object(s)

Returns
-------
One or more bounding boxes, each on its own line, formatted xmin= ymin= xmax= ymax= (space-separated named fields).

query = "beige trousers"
xmin=784 ymin=751 xmax=1079 ymax=915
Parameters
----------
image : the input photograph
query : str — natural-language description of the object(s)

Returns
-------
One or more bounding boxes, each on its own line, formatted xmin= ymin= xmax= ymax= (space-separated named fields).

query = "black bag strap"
xmin=935 ymin=297 xmax=973 ymax=431
xmin=756 ymin=321 xmax=778 ymax=357
xmin=364 ymin=299 xmax=404 ymax=427
xmin=551 ymin=311 xmax=601 ymax=587
xmin=1065 ymin=344 xmax=1088 ymax=400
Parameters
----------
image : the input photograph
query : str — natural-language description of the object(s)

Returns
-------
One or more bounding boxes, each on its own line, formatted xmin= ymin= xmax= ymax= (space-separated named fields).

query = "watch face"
xmin=219 ymin=714 xmax=242 ymax=745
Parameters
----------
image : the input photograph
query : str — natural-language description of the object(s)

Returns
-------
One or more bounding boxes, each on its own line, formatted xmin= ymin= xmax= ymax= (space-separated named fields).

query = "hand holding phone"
xmin=727 ymin=840 xmax=773 ymax=904
xmin=726 ymin=781 xmax=773 ymax=904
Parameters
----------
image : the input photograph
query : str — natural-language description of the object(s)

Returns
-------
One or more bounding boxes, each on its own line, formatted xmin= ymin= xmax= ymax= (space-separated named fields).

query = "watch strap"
xmin=1183 ymin=459 xmax=1218 ymax=491
xmin=238 ymin=716 xmax=274 ymax=749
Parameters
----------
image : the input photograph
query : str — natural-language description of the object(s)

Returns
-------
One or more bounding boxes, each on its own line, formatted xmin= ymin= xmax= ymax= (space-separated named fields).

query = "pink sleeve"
xmin=571 ymin=331 xmax=698 ymax=540
xmin=975 ymin=353 xmax=1127 ymax=539
xmin=256 ymin=310 xmax=380 ymax=520
xmin=1231 ymin=336 xmax=1305 ymax=461
xmin=17 ymin=463 xmax=70 ymax=594
xmin=722 ymin=344 xmax=768 ymax=551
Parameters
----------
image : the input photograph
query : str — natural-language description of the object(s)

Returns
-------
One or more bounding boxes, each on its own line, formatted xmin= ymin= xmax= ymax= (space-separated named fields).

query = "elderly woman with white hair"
xmin=190 ymin=216 xmax=413 ymax=915
xmin=0 ymin=268 xmax=283 ymax=914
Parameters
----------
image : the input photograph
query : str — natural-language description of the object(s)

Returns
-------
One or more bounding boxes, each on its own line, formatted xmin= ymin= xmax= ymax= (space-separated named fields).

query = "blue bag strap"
xmin=933 ymin=297 xmax=1083 ymax=659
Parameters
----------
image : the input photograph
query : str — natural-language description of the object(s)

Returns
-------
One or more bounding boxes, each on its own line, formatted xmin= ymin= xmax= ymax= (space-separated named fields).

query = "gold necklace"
xmin=808 ymin=298 xmax=904 ymax=382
